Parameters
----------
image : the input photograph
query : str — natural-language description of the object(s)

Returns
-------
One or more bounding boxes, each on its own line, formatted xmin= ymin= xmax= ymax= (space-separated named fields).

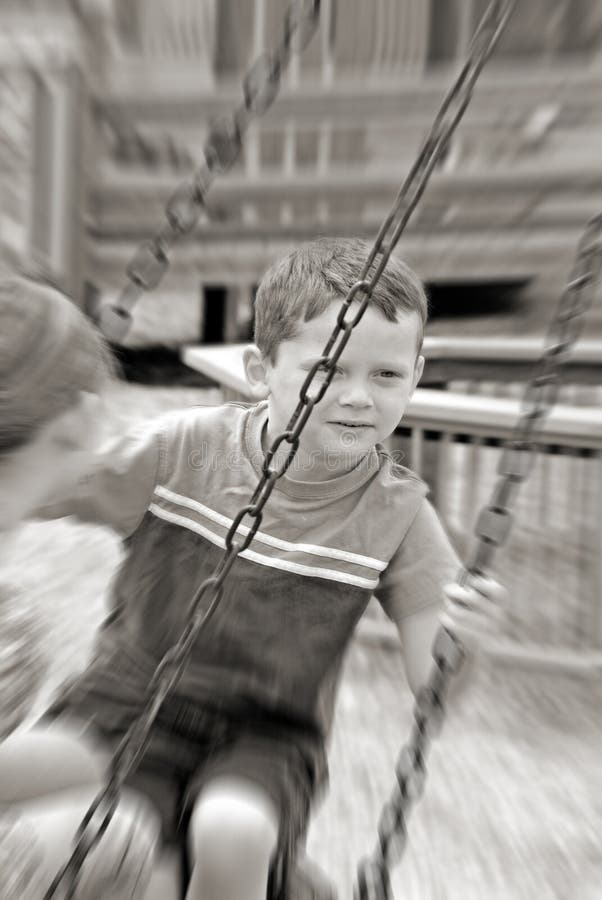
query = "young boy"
xmin=0 ymin=241 xmax=504 ymax=900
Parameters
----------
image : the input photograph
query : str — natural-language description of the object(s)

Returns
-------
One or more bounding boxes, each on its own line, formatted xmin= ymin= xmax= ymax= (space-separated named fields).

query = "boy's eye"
xmin=378 ymin=370 xmax=401 ymax=379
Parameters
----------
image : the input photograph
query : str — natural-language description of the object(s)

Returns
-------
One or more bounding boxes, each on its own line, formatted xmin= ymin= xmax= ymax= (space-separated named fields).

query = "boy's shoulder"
xmin=156 ymin=401 xmax=254 ymax=442
xmin=374 ymin=444 xmax=428 ymax=496
xmin=152 ymin=400 xmax=258 ymax=479
xmin=347 ymin=446 xmax=429 ymax=548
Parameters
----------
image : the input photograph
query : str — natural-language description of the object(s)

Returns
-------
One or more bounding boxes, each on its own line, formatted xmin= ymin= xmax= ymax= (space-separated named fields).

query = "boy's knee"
xmin=189 ymin=777 xmax=278 ymax=874
xmin=78 ymin=789 xmax=161 ymax=899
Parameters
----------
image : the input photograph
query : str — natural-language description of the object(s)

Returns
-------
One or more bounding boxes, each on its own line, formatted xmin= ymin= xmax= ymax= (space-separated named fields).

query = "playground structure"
xmin=2 ymin=1 xmax=602 ymax=340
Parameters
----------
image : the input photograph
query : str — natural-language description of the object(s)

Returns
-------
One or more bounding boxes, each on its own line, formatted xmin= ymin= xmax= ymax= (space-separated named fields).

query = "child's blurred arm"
xmin=375 ymin=500 xmax=506 ymax=698
xmin=394 ymin=576 xmax=506 ymax=697
xmin=33 ymin=425 xmax=161 ymax=538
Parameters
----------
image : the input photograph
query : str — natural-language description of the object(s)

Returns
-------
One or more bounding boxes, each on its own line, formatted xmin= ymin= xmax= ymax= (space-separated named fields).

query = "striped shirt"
xmin=46 ymin=401 xmax=459 ymax=739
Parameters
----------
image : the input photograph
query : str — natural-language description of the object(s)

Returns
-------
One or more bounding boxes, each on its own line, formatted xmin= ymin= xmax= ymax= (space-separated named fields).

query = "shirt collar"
xmin=243 ymin=401 xmax=380 ymax=501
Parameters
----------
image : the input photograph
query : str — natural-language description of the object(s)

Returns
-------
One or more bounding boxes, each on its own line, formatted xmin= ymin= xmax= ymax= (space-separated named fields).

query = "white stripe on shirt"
xmin=154 ymin=484 xmax=386 ymax=572
xmin=149 ymin=502 xmax=380 ymax=590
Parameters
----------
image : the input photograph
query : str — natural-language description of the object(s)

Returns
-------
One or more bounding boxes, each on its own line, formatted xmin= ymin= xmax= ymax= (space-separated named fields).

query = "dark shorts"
xmin=44 ymin=692 xmax=327 ymax=894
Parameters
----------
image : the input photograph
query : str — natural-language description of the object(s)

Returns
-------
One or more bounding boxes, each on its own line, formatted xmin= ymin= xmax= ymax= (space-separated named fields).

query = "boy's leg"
xmin=0 ymin=720 xmax=108 ymax=803
xmin=0 ymin=722 xmax=165 ymax=898
xmin=181 ymin=726 xmax=337 ymax=900
xmin=11 ymin=786 xmax=160 ymax=898
xmin=186 ymin=775 xmax=278 ymax=900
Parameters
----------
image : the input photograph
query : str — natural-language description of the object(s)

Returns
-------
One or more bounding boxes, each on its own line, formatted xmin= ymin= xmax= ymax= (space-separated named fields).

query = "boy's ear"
xmin=411 ymin=354 xmax=425 ymax=392
xmin=243 ymin=345 xmax=271 ymax=400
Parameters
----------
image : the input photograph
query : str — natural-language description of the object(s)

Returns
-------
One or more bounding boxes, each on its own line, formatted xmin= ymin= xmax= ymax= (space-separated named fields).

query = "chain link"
xmin=97 ymin=0 xmax=321 ymax=344
xmin=354 ymin=212 xmax=602 ymax=900
xmin=46 ymin=0 xmax=590 ymax=896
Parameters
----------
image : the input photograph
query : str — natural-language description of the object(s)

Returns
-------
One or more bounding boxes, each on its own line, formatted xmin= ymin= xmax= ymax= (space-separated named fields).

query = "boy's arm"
xmin=375 ymin=499 xmax=506 ymax=696
xmin=394 ymin=603 xmax=449 ymax=695
xmin=374 ymin=500 xmax=460 ymax=695
xmin=33 ymin=423 xmax=162 ymax=537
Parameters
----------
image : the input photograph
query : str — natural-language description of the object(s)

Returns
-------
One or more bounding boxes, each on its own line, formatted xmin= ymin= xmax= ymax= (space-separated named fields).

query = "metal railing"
xmin=395 ymin=389 xmax=602 ymax=659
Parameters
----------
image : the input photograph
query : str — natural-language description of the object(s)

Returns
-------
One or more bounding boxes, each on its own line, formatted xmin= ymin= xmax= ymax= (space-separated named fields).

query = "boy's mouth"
xmin=329 ymin=420 xmax=373 ymax=428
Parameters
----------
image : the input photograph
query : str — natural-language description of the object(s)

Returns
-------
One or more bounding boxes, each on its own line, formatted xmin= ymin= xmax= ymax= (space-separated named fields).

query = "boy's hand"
xmin=440 ymin=574 xmax=507 ymax=654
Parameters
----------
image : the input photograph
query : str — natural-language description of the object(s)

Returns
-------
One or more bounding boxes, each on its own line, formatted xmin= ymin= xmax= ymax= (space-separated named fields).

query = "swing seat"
xmin=72 ymin=801 xmax=159 ymax=899
xmin=150 ymin=836 xmax=338 ymax=900
xmin=277 ymin=855 xmax=338 ymax=900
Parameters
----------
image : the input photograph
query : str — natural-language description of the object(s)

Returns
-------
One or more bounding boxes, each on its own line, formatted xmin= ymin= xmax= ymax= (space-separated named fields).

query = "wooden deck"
xmin=2 ymin=383 xmax=601 ymax=899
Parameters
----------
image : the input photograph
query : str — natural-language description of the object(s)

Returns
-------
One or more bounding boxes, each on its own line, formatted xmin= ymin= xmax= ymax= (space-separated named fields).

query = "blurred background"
xmin=1 ymin=3 xmax=601 ymax=897
xmin=2 ymin=0 xmax=602 ymax=344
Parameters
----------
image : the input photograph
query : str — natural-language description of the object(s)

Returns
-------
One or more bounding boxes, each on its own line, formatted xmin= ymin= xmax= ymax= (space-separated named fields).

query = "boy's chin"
xmin=328 ymin=436 xmax=374 ymax=456
xmin=313 ymin=445 xmax=372 ymax=470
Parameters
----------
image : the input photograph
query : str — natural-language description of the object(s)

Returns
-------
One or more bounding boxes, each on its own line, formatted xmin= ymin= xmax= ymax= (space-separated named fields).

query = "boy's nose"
xmin=338 ymin=382 xmax=374 ymax=407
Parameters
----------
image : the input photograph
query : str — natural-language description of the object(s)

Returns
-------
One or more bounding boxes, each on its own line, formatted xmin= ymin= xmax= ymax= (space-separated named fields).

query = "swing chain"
xmin=98 ymin=0 xmax=321 ymax=344
xmin=355 ymin=212 xmax=602 ymax=900
xmin=42 ymin=571 xmax=227 ymax=899
xmin=480 ymin=211 xmax=602 ymax=565
xmin=47 ymin=1 xmax=520 ymax=896
xmin=352 ymin=0 xmax=518 ymax=299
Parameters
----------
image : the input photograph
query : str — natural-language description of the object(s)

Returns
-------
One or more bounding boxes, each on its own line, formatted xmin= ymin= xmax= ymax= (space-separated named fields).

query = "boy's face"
xmin=255 ymin=303 xmax=424 ymax=481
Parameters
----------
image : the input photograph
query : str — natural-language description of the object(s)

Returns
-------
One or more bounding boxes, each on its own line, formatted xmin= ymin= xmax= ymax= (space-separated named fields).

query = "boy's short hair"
xmin=254 ymin=237 xmax=428 ymax=362
xmin=0 ymin=276 xmax=114 ymax=456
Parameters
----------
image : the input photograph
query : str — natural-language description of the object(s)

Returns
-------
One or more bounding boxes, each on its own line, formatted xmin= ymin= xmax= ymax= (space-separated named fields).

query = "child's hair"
xmin=0 ymin=276 xmax=114 ymax=456
xmin=253 ymin=237 xmax=429 ymax=362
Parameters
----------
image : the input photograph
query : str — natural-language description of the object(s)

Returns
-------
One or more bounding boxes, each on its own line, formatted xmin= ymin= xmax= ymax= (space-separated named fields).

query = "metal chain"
xmin=97 ymin=0 xmax=321 ymax=345
xmin=45 ymin=0 xmax=519 ymax=896
xmin=43 ymin=2 xmax=321 ymax=896
xmin=354 ymin=215 xmax=602 ymax=900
